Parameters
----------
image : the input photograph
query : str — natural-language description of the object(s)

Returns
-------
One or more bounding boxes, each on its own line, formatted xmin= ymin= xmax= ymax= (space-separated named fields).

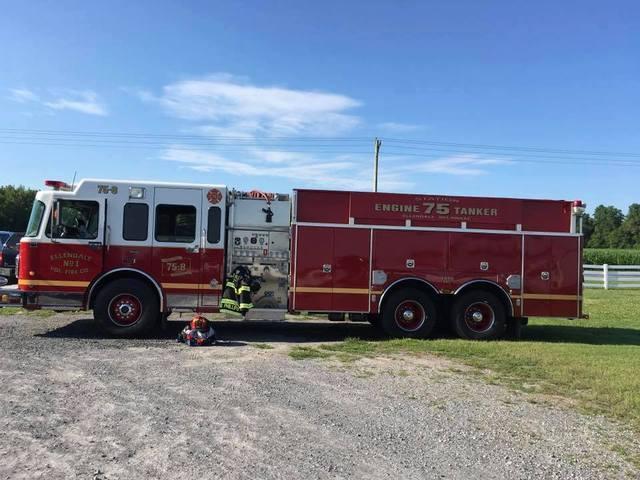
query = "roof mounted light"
xmin=129 ymin=186 xmax=145 ymax=199
xmin=44 ymin=180 xmax=71 ymax=191
xmin=572 ymin=200 xmax=586 ymax=215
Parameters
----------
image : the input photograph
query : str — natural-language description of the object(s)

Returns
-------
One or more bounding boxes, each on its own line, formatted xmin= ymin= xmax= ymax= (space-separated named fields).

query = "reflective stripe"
xmin=239 ymin=303 xmax=254 ymax=309
xmin=291 ymin=286 xmax=371 ymax=294
xmin=513 ymin=293 xmax=583 ymax=301
xmin=162 ymin=283 xmax=222 ymax=290
xmin=19 ymin=279 xmax=89 ymax=287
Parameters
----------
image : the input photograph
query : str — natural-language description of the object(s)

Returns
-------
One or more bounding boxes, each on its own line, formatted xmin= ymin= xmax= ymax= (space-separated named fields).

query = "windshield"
xmin=0 ymin=233 xmax=8 ymax=245
xmin=25 ymin=200 xmax=46 ymax=237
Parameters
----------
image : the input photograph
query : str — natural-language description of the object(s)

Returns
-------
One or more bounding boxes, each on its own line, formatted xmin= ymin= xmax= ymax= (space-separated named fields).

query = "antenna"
xmin=71 ymin=171 xmax=77 ymax=190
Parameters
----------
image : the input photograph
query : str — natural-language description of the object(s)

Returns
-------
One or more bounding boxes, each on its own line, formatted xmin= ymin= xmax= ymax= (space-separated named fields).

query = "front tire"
xmin=94 ymin=278 xmax=160 ymax=336
xmin=451 ymin=290 xmax=507 ymax=340
xmin=380 ymin=288 xmax=438 ymax=338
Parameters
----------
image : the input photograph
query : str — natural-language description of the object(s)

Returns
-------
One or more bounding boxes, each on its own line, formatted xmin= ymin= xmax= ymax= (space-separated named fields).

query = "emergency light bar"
xmin=44 ymin=180 xmax=72 ymax=191
xmin=572 ymin=200 xmax=586 ymax=215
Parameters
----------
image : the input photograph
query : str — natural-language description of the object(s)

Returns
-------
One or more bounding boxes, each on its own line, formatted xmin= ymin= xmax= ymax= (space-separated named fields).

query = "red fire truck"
xmin=13 ymin=178 xmax=586 ymax=340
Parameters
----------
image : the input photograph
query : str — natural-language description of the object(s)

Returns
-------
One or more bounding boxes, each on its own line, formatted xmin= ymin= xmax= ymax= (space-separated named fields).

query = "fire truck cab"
xmin=16 ymin=178 xmax=586 ymax=340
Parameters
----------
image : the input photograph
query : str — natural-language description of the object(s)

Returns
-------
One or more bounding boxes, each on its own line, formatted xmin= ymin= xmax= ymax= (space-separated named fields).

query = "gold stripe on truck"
xmin=511 ymin=294 xmax=582 ymax=301
xmin=18 ymin=279 xmax=90 ymax=287
xmin=292 ymin=287 xmax=372 ymax=295
xmin=161 ymin=283 xmax=222 ymax=290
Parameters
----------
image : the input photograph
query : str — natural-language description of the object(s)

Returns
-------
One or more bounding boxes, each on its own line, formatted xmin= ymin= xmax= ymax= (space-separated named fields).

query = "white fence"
xmin=583 ymin=264 xmax=640 ymax=289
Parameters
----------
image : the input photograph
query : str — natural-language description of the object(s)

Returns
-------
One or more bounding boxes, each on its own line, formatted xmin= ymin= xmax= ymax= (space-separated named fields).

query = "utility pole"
xmin=373 ymin=137 xmax=382 ymax=192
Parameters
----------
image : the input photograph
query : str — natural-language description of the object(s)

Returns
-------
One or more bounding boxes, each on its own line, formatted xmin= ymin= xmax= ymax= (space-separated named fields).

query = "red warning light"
xmin=44 ymin=180 xmax=71 ymax=191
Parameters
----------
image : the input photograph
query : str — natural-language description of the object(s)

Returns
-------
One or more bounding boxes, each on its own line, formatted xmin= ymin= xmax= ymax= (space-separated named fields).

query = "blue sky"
xmin=1 ymin=1 xmax=638 ymax=212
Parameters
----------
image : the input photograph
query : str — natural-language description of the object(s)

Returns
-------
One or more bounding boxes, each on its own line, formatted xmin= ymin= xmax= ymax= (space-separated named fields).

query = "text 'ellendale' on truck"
xmin=14 ymin=178 xmax=587 ymax=340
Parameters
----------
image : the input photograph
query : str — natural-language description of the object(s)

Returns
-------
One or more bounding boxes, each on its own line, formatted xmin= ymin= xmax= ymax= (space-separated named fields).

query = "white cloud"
xmin=143 ymin=74 xmax=362 ymax=137
xmin=161 ymin=146 xmax=414 ymax=191
xmin=44 ymin=91 xmax=107 ymax=116
xmin=8 ymin=88 xmax=39 ymax=103
xmin=406 ymin=154 xmax=510 ymax=176
xmin=378 ymin=122 xmax=426 ymax=134
xmin=147 ymin=74 xmax=509 ymax=187
xmin=7 ymin=87 xmax=108 ymax=116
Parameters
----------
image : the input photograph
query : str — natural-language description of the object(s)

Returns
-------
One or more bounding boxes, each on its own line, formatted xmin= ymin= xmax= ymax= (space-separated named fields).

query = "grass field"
xmin=584 ymin=248 xmax=640 ymax=265
xmin=291 ymin=290 xmax=640 ymax=436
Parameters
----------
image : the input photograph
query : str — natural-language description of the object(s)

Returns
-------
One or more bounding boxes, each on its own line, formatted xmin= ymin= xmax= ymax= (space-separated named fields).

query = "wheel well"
xmin=454 ymin=281 xmax=514 ymax=317
xmin=87 ymin=269 xmax=163 ymax=310
xmin=378 ymin=278 xmax=440 ymax=314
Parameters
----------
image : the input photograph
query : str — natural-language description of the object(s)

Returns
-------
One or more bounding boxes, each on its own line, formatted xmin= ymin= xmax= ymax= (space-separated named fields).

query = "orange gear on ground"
xmin=190 ymin=315 xmax=209 ymax=330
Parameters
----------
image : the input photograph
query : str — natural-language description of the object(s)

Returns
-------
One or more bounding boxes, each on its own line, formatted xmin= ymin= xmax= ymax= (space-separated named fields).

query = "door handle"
xmin=322 ymin=264 xmax=332 ymax=273
xmin=186 ymin=245 xmax=200 ymax=253
xmin=88 ymin=241 xmax=103 ymax=250
xmin=541 ymin=271 xmax=550 ymax=281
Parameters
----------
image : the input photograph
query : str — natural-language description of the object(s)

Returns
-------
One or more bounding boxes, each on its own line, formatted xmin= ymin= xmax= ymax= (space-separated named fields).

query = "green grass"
xmin=584 ymin=248 xmax=640 ymax=265
xmin=290 ymin=290 xmax=640 ymax=434
xmin=0 ymin=307 xmax=56 ymax=317
xmin=252 ymin=343 xmax=275 ymax=350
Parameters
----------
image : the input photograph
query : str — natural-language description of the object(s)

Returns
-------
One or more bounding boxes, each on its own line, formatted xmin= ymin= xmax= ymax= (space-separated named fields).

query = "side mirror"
xmin=0 ymin=276 xmax=8 ymax=287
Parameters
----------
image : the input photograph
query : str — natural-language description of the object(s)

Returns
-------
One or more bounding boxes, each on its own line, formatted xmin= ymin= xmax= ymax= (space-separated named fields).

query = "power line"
xmin=0 ymin=139 xmax=371 ymax=155
xmin=4 ymin=127 xmax=640 ymax=158
xmin=0 ymin=128 xmax=370 ymax=142
xmin=385 ymin=137 xmax=640 ymax=158
xmin=3 ymin=139 xmax=639 ymax=167
xmin=381 ymin=144 xmax=640 ymax=164
xmin=382 ymin=150 xmax=640 ymax=167
xmin=2 ymin=127 xmax=640 ymax=167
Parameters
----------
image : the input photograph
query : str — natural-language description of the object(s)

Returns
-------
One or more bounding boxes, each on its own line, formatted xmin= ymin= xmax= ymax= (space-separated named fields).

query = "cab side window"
xmin=155 ymin=204 xmax=196 ymax=243
xmin=46 ymin=200 xmax=99 ymax=239
xmin=207 ymin=207 xmax=221 ymax=243
xmin=123 ymin=203 xmax=149 ymax=241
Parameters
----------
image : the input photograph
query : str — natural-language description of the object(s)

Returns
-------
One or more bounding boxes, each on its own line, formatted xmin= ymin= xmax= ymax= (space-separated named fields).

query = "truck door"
xmin=199 ymin=188 xmax=226 ymax=308
xmin=44 ymin=198 xmax=105 ymax=291
xmin=523 ymin=235 xmax=581 ymax=318
xmin=152 ymin=187 xmax=202 ymax=309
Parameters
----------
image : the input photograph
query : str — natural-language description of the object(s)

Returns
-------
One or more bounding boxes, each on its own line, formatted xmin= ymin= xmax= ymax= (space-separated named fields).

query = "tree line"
xmin=0 ymin=185 xmax=638 ymax=248
xmin=0 ymin=185 xmax=36 ymax=232
xmin=582 ymin=204 xmax=640 ymax=248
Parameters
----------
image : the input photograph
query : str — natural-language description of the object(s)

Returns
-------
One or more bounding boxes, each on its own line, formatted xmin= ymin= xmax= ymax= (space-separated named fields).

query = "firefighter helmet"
xmin=190 ymin=315 xmax=209 ymax=330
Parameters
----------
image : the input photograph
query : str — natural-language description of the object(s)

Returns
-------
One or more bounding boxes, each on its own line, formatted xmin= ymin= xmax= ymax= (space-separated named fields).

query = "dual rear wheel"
xmin=379 ymin=288 xmax=507 ymax=340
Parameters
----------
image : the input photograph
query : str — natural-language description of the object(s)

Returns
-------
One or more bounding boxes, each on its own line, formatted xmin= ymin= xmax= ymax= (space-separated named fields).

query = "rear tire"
xmin=94 ymin=278 xmax=160 ymax=336
xmin=380 ymin=288 xmax=438 ymax=338
xmin=451 ymin=290 xmax=506 ymax=340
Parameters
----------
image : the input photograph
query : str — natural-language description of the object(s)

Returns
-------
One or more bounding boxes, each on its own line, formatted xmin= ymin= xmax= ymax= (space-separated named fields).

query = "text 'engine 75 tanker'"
xmin=13 ymin=178 xmax=586 ymax=340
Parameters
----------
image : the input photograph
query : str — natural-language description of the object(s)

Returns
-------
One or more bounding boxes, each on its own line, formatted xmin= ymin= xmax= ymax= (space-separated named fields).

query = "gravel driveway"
xmin=0 ymin=312 xmax=637 ymax=479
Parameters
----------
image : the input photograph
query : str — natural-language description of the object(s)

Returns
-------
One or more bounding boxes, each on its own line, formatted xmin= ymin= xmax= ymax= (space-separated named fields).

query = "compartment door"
xmin=523 ymin=235 xmax=551 ymax=317
xmin=523 ymin=235 xmax=581 ymax=318
xmin=332 ymin=228 xmax=370 ymax=312
xmin=292 ymin=226 xmax=333 ymax=311
xmin=199 ymin=190 xmax=226 ymax=307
